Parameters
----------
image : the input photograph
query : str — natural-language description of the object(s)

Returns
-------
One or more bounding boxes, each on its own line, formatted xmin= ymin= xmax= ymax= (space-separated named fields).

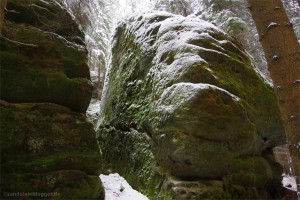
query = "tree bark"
xmin=0 ymin=0 xmax=7 ymax=34
xmin=246 ymin=0 xmax=300 ymax=197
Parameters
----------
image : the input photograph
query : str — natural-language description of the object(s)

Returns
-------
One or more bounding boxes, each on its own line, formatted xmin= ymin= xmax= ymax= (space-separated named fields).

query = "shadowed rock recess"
xmin=97 ymin=12 xmax=286 ymax=199
xmin=0 ymin=0 xmax=103 ymax=199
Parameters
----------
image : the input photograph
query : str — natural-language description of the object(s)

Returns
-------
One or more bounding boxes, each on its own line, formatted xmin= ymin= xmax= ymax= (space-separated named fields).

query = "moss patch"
xmin=98 ymin=125 xmax=168 ymax=198
xmin=0 ymin=100 xmax=103 ymax=199
xmin=1 ymin=0 xmax=91 ymax=113
xmin=0 ymin=23 xmax=92 ymax=113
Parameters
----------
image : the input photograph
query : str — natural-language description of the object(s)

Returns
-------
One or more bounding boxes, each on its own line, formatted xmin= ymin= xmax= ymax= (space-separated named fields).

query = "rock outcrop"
xmin=97 ymin=12 xmax=285 ymax=199
xmin=0 ymin=0 xmax=92 ymax=113
xmin=0 ymin=0 xmax=102 ymax=199
xmin=0 ymin=100 xmax=104 ymax=199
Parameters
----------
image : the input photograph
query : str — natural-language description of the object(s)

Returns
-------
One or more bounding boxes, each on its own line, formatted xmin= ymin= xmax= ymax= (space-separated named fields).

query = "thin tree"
xmin=246 ymin=0 xmax=300 ymax=197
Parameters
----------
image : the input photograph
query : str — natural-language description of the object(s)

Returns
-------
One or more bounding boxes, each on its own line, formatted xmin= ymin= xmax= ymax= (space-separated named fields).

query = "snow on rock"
xmin=156 ymin=82 xmax=241 ymax=114
xmin=282 ymin=175 xmax=297 ymax=192
xmin=98 ymin=11 xmax=286 ymax=199
xmin=86 ymin=98 xmax=100 ymax=124
xmin=100 ymin=173 xmax=149 ymax=200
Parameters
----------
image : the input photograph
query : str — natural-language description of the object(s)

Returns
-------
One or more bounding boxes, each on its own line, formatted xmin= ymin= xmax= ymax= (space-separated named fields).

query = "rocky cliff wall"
xmin=0 ymin=0 xmax=103 ymax=199
xmin=97 ymin=12 xmax=285 ymax=199
xmin=1 ymin=0 xmax=92 ymax=113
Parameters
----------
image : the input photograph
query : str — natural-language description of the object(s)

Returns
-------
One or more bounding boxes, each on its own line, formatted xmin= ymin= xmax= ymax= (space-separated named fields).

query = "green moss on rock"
xmin=1 ymin=1 xmax=92 ymax=113
xmin=1 ymin=65 xmax=92 ymax=113
xmin=97 ymin=12 xmax=285 ymax=199
xmin=98 ymin=124 xmax=167 ymax=198
xmin=0 ymin=100 xmax=103 ymax=199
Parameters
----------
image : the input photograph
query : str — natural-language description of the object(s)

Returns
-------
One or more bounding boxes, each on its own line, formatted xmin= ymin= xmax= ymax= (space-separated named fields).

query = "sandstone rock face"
xmin=98 ymin=12 xmax=285 ymax=199
xmin=0 ymin=100 xmax=104 ymax=199
xmin=0 ymin=0 xmax=102 ymax=199
xmin=0 ymin=0 xmax=92 ymax=113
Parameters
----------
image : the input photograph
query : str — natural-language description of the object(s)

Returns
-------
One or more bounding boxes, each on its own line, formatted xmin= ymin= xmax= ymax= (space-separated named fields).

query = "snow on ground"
xmin=87 ymin=99 xmax=100 ymax=117
xmin=100 ymin=173 xmax=149 ymax=200
xmin=86 ymin=98 xmax=100 ymax=124
xmin=282 ymin=175 xmax=297 ymax=192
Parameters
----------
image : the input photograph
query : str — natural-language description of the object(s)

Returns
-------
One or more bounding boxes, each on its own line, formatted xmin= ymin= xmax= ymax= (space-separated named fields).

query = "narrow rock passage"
xmin=100 ymin=174 xmax=149 ymax=200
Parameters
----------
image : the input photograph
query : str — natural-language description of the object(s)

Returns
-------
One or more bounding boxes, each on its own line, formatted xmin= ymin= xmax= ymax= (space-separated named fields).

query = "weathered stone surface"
xmin=0 ymin=0 xmax=92 ymax=113
xmin=98 ymin=12 xmax=285 ymax=199
xmin=4 ymin=0 xmax=84 ymax=44
xmin=0 ymin=1 xmax=102 ymax=198
xmin=0 ymin=100 xmax=104 ymax=199
xmin=163 ymin=178 xmax=228 ymax=199
xmin=98 ymin=125 xmax=168 ymax=198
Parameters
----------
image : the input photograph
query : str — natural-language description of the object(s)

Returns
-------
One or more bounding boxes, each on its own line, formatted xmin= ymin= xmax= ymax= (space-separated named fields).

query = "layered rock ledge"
xmin=0 ymin=0 xmax=92 ymax=113
xmin=0 ymin=0 xmax=102 ymax=199
xmin=0 ymin=100 xmax=103 ymax=199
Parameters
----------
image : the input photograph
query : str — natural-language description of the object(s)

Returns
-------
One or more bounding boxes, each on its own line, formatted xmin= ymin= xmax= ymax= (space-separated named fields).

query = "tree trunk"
xmin=0 ymin=0 xmax=7 ymax=34
xmin=297 ymin=0 xmax=300 ymax=7
xmin=246 ymin=0 xmax=300 ymax=197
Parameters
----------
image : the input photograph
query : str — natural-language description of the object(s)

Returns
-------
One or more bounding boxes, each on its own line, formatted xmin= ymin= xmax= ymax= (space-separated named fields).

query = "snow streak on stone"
xmin=282 ymin=175 xmax=297 ymax=192
xmin=100 ymin=173 xmax=149 ymax=200
xmin=157 ymin=83 xmax=240 ymax=114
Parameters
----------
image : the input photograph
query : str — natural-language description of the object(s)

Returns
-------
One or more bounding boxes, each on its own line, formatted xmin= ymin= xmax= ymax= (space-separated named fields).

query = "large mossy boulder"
xmin=97 ymin=12 xmax=285 ymax=199
xmin=0 ymin=0 xmax=92 ymax=113
xmin=0 ymin=100 xmax=104 ymax=199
